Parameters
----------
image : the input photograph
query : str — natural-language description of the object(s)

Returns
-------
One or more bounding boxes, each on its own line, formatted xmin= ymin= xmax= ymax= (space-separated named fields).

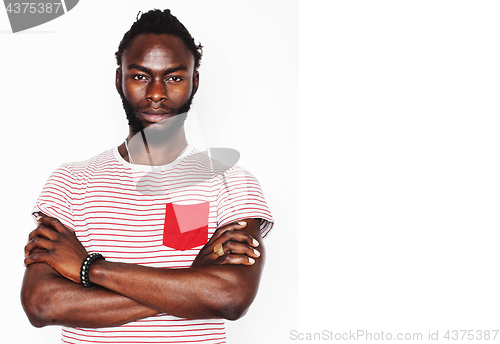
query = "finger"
xmin=37 ymin=215 xmax=69 ymax=234
xmin=206 ymin=231 xmax=260 ymax=261
xmin=219 ymin=240 xmax=261 ymax=259
xmin=24 ymin=250 xmax=50 ymax=266
xmin=25 ymin=236 xmax=53 ymax=254
xmin=28 ymin=224 xmax=60 ymax=242
xmin=217 ymin=254 xmax=256 ymax=266
xmin=24 ymin=247 xmax=47 ymax=259
xmin=228 ymin=231 xmax=260 ymax=247
xmin=207 ymin=221 xmax=247 ymax=245
xmin=213 ymin=230 xmax=260 ymax=250
xmin=32 ymin=211 xmax=46 ymax=222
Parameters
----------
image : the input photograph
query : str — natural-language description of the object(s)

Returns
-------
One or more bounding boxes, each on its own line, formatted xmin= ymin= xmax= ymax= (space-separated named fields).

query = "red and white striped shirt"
xmin=33 ymin=145 xmax=273 ymax=344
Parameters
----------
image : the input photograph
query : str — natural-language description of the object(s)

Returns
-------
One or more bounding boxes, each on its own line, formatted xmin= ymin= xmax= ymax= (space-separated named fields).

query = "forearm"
xmin=85 ymin=218 xmax=265 ymax=320
xmin=21 ymin=263 xmax=159 ymax=328
xmin=89 ymin=257 xmax=263 ymax=320
xmin=24 ymin=217 xmax=266 ymax=323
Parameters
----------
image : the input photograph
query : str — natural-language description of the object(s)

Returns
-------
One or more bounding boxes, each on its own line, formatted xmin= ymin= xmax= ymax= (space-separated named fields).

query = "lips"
xmin=141 ymin=109 xmax=171 ymax=123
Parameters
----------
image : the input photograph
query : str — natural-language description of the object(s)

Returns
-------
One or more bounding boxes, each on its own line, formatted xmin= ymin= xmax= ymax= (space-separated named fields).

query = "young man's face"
xmin=117 ymin=33 xmax=199 ymax=133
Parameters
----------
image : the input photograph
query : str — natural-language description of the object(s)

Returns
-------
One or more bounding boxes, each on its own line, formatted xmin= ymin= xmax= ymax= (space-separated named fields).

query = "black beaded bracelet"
xmin=80 ymin=253 xmax=105 ymax=287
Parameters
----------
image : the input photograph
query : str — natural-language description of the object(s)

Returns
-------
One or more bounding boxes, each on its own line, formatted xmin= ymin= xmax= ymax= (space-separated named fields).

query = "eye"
xmin=167 ymin=76 xmax=183 ymax=82
xmin=133 ymin=75 xmax=148 ymax=81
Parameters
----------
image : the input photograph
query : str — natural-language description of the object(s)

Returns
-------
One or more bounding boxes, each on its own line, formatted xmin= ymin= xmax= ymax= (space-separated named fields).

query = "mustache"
xmin=117 ymin=81 xmax=194 ymax=133
xmin=137 ymin=105 xmax=174 ymax=113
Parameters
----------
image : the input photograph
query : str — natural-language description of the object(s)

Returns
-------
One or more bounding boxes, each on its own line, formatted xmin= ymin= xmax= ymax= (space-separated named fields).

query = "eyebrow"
xmin=127 ymin=63 xmax=189 ymax=75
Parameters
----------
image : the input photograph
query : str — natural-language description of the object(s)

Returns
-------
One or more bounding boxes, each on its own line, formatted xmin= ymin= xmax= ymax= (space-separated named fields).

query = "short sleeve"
xmin=216 ymin=166 xmax=274 ymax=238
xmin=33 ymin=164 xmax=75 ymax=230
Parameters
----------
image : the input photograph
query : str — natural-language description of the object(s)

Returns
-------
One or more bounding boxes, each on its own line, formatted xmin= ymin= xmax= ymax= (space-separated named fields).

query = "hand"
xmin=191 ymin=220 xmax=261 ymax=268
xmin=24 ymin=213 xmax=88 ymax=283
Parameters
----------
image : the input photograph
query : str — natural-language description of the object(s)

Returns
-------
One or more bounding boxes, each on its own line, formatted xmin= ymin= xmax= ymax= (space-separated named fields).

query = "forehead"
xmin=122 ymin=34 xmax=195 ymax=71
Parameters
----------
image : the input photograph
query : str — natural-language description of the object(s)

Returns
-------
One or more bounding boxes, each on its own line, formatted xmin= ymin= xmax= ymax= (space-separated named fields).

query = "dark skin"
xmin=23 ymin=216 xmax=264 ymax=327
xmin=21 ymin=34 xmax=266 ymax=327
xmin=117 ymin=34 xmax=199 ymax=166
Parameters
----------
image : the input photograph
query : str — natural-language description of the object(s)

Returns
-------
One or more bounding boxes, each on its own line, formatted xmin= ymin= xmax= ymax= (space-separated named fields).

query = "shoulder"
xmin=215 ymin=164 xmax=274 ymax=237
xmin=219 ymin=164 xmax=263 ymax=189
xmin=55 ymin=148 xmax=116 ymax=174
xmin=222 ymin=164 xmax=253 ymax=178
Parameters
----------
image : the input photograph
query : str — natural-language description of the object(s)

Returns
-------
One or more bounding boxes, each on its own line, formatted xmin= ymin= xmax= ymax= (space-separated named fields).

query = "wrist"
xmin=80 ymin=253 xmax=105 ymax=287
xmin=88 ymin=258 xmax=108 ymax=286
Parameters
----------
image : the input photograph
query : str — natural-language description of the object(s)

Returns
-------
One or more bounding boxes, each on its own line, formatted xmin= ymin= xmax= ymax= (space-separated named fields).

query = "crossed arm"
xmin=21 ymin=215 xmax=265 ymax=328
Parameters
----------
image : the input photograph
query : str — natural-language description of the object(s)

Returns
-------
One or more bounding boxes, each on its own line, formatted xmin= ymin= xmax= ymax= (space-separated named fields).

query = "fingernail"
xmin=252 ymin=239 xmax=260 ymax=247
xmin=248 ymin=257 xmax=255 ymax=264
xmin=253 ymin=249 xmax=260 ymax=257
xmin=32 ymin=212 xmax=42 ymax=222
xmin=238 ymin=221 xmax=247 ymax=226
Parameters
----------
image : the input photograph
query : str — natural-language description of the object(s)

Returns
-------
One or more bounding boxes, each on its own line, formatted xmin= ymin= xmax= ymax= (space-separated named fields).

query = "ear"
xmin=115 ymin=67 xmax=122 ymax=94
xmin=192 ymin=71 xmax=199 ymax=96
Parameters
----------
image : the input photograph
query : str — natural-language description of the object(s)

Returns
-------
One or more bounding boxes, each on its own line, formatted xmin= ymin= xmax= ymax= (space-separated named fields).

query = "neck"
xmin=120 ymin=124 xmax=188 ymax=166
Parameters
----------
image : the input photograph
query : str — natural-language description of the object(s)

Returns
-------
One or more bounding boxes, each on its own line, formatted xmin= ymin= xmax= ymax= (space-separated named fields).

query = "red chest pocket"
xmin=163 ymin=202 xmax=209 ymax=250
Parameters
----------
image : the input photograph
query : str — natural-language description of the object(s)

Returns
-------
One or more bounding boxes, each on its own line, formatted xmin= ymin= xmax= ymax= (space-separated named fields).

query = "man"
xmin=21 ymin=9 xmax=273 ymax=344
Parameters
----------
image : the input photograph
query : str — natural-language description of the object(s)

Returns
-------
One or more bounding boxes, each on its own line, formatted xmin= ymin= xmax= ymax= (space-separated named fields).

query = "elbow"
xmin=217 ymin=289 xmax=256 ymax=321
xmin=214 ymin=270 xmax=263 ymax=320
xmin=26 ymin=313 xmax=48 ymax=328
xmin=21 ymin=282 xmax=56 ymax=328
xmin=222 ymin=304 xmax=249 ymax=321
xmin=21 ymin=292 xmax=47 ymax=327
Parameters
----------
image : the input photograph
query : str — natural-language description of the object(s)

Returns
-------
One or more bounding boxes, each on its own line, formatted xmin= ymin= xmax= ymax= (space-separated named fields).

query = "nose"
xmin=146 ymin=79 xmax=167 ymax=102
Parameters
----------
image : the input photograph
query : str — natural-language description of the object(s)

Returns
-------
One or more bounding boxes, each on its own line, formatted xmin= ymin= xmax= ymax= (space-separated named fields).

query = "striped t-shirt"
xmin=33 ymin=145 xmax=274 ymax=344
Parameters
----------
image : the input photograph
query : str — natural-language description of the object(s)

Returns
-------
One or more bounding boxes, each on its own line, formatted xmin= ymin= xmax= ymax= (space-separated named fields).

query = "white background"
xmin=299 ymin=0 xmax=500 ymax=342
xmin=3 ymin=1 xmax=500 ymax=343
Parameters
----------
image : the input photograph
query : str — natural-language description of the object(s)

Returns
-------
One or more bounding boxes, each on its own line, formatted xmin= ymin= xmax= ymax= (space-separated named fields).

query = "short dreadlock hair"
xmin=115 ymin=9 xmax=203 ymax=71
